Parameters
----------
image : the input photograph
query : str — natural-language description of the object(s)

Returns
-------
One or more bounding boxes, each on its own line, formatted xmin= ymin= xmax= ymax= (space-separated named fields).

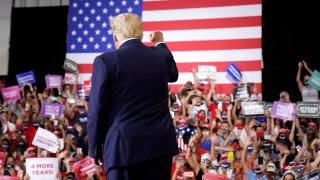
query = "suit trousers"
xmin=107 ymin=155 xmax=173 ymax=180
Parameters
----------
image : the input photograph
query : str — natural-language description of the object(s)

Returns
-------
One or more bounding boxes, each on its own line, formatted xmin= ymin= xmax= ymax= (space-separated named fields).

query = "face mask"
xmin=222 ymin=129 xmax=229 ymax=134
xmin=202 ymin=130 xmax=209 ymax=136
xmin=196 ymin=102 xmax=203 ymax=106
xmin=1 ymin=144 xmax=9 ymax=148
xmin=303 ymin=81 xmax=309 ymax=86
xmin=235 ymin=123 xmax=242 ymax=129
xmin=221 ymin=162 xmax=230 ymax=168
xmin=197 ymin=114 xmax=205 ymax=121
xmin=79 ymin=110 xmax=85 ymax=114
xmin=256 ymin=131 xmax=264 ymax=139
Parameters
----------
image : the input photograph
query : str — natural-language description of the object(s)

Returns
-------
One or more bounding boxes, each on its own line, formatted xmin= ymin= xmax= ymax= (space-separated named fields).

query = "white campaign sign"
xmin=26 ymin=158 xmax=58 ymax=180
xmin=198 ymin=65 xmax=217 ymax=83
xmin=32 ymin=128 xmax=59 ymax=153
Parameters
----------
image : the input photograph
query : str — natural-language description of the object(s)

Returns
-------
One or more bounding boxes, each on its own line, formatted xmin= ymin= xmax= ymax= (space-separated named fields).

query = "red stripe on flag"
xmin=169 ymin=83 xmax=262 ymax=94
xmin=143 ymin=16 xmax=261 ymax=31
xmin=77 ymin=60 xmax=261 ymax=74
xmin=143 ymin=0 xmax=262 ymax=10
xmin=144 ymin=38 xmax=261 ymax=51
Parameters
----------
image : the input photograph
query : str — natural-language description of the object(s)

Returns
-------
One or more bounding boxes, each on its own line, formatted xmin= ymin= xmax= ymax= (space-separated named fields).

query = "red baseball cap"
xmin=279 ymin=128 xmax=287 ymax=135
xmin=308 ymin=122 xmax=317 ymax=128
xmin=221 ymin=153 xmax=228 ymax=159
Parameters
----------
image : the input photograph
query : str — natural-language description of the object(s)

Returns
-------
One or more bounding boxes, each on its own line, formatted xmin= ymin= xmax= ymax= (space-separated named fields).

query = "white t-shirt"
xmin=301 ymin=85 xmax=318 ymax=102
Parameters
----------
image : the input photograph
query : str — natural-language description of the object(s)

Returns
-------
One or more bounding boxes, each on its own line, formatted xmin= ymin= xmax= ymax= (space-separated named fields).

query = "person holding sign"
xmin=87 ymin=13 xmax=179 ymax=180
xmin=296 ymin=60 xmax=318 ymax=101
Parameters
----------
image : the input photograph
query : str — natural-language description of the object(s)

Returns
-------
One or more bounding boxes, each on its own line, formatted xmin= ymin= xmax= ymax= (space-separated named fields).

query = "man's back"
xmin=88 ymin=38 xmax=179 ymax=170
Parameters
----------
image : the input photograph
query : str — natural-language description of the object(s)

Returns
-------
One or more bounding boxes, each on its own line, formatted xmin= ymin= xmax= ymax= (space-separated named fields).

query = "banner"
xmin=308 ymin=70 xmax=320 ymax=91
xmin=73 ymin=157 xmax=96 ymax=180
xmin=83 ymin=80 xmax=91 ymax=93
xmin=16 ymin=71 xmax=36 ymax=86
xmin=26 ymin=158 xmax=59 ymax=180
xmin=203 ymin=173 xmax=231 ymax=180
xmin=232 ymin=85 xmax=251 ymax=101
xmin=296 ymin=102 xmax=320 ymax=118
xmin=1 ymin=86 xmax=21 ymax=102
xmin=40 ymin=102 xmax=64 ymax=118
xmin=63 ymin=58 xmax=78 ymax=73
xmin=272 ymin=101 xmax=296 ymax=121
xmin=45 ymin=75 xmax=62 ymax=88
xmin=0 ymin=154 xmax=6 ymax=170
xmin=226 ymin=62 xmax=242 ymax=83
xmin=198 ymin=65 xmax=217 ymax=83
xmin=241 ymin=102 xmax=265 ymax=118
xmin=32 ymin=127 xmax=59 ymax=153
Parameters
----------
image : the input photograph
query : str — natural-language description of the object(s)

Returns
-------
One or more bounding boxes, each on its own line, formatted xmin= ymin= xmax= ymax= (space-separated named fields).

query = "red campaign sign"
xmin=83 ymin=80 xmax=91 ymax=93
xmin=73 ymin=157 xmax=96 ymax=180
xmin=203 ymin=173 xmax=231 ymax=180
xmin=0 ymin=154 xmax=6 ymax=170
xmin=0 ymin=177 xmax=20 ymax=180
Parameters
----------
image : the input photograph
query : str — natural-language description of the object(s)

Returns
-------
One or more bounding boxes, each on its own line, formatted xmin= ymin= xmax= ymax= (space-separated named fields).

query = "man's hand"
xmin=149 ymin=31 xmax=164 ymax=44
xmin=298 ymin=61 xmax=303 ymax=68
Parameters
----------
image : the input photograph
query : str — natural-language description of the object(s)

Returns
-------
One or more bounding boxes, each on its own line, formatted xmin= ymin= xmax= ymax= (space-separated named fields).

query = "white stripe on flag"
xmin=142 ymin=4 xmax=262 ymax=22
xmin=66 ymin=49 xmax=262 ymax=64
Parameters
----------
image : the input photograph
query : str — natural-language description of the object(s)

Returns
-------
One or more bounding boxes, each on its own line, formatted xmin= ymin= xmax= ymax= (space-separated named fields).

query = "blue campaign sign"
xmin=308 ymin=70 xmax=320 ymax=91
xmin=16 ymin=71 xmax=36 ymax=86
xmin=226 ymin=62 xmax=242 ymax=83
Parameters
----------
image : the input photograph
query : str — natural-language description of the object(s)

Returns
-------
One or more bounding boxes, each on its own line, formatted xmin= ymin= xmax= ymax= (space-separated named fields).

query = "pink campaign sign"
xmin=0 ymin=86 xmax=21 ymax=102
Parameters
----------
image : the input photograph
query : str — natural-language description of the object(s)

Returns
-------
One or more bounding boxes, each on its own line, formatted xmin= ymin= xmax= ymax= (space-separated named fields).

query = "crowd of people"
xmin=0 ymin=60 xmax=319 ymax=180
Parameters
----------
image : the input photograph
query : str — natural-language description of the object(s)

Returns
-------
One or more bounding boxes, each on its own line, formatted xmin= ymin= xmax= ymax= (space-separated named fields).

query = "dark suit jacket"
xmin=87 ymin=39 xmax=179 ymax=170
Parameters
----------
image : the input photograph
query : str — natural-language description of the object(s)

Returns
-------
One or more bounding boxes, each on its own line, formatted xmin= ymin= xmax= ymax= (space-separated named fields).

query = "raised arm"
xmin=302 ymin=60 xmax=314 ymax=75
xmin=296 ymin=61 xmax=303 ymax=91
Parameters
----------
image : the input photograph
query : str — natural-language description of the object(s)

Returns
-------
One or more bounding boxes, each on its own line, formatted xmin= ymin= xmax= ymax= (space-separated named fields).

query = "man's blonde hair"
xmin=110 ymin=13 xmax=143 ymax=42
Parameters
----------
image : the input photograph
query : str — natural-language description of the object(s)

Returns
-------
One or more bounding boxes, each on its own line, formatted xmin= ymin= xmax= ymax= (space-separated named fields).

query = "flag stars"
xmin=107 ymin=43 xmax=112 ymax=49
xmin=95 ymin=29 xmax=101 ymax=35
xmin=109 ymin=0 xmax=115 ymax=6
xmin=90 ymin=22 xmax=95 ymax=28
xmin=115 ymin=7 xmax=120 ymax=14
xmin=102 ymin=8 xmax=108 ymax=14
xmin=83 ymin=30 xmax=89 ymax=35
xmin=78 ymin=9 xmax=83 ymax=15
xmin=96 ymin=1 xmax=102 ymax=7
xmin=94 ymin=43 xmax=100 ymax=49
xmin=134 ymin=0 xmax=139 ymax=5
xmin=84 ymin=2 xmax=90 ymax=8
xmin=108 ymin=15 xmax=113 ymax=20
xmin=71 ymin=44 xmax=76 ymax=50
xmin=96 ymin=15 xmax=101 ymax=21
xmin=102 ymin=22 xmax=107 ymax=28
xmin=77 ymin=37 xmax=82 ymax=42
xmin=127 ymin=7 xmax=133 ymax=13
xmin=84 ymin=16 xmax=89 ymax=22
xmin=108 ymin=29 xmax=112 ymax=35
xmin=89 ymin=36 xmax=94 ymax=42
xmin=71 ymin=30 xmax=77 ymax=36
xmin=72 ymin=16 xmax=77 ymax=22
xmin=90 ymin=8 xmax=96 ymax=14
xmin=78 ymin=23 xmax=83 ymax=29
xmin=121 ymin=0 xmax=127 ymax=6
xmin=72 ymin=2 xmax=78 ymax=8
xmin=82 ymin=44 xmax=88 ymax=50
xmin=101 ymin=36 xmax=107 ymax=42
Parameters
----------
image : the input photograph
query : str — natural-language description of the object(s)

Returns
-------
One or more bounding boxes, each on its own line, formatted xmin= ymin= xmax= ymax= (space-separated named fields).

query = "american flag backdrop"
xmin=66 ymin=0 xmax=262 ymax=94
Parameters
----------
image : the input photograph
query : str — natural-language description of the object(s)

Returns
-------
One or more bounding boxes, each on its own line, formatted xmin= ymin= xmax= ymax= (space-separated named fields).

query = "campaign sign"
xmin=40 ymin=102 xmax=63 ymax=118
xmin=226 ymin=62 xmax=242 ymax=83
xmin=308 ymin=70 xmax=320 ymax=91
xmin=63 ymin=58 xmax=78 ymax=73
xmin=0 ymin=154 xmax=6 ymax=170
xmin=272 ymin=101 xmax=296 ymax=121
xmin=265 ymin=102 xmax=273 ymax=113
xmin=78 ymin=86 xmax=89 ymax=99
xmin=0 ymin=177 xmax=20 ymax=180
xmin=198 ymin=65 xmax=217 ymax=83
xmin=45 ymin=75 xmax=62 ymax=88
xmin=64 ymin=73 xmax=76 ymax=84
xmin=1 ymin=86 xmax=21 ymax=102
xmin=296 ymin=102 xmax=320 ymax=118
xmin=232 ymin=85 xmax=251 ymax=101
xmin=241 ymin=101 xmax=265 ymax=118
xmin=26 ymin=158 xmax=58 ymax=180
xmin=73 ymin=157 xmax=97 ymax=180
xmin=307 ymin=170 xmax=320 ymax=180
xmin=203 ymin=173 xmax=231 ymax=180
xmin=16 ymin=71 xmax=36 ymax=86
xmin=83 ymin=80 xmax=91 ymax=93
xmin=32 ymin=127 xmax=59 ymax=153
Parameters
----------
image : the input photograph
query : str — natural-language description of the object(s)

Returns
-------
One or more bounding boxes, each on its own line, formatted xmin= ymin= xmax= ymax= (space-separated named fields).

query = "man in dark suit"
xmin=87 ymin=13 xmax=179 ymax=180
